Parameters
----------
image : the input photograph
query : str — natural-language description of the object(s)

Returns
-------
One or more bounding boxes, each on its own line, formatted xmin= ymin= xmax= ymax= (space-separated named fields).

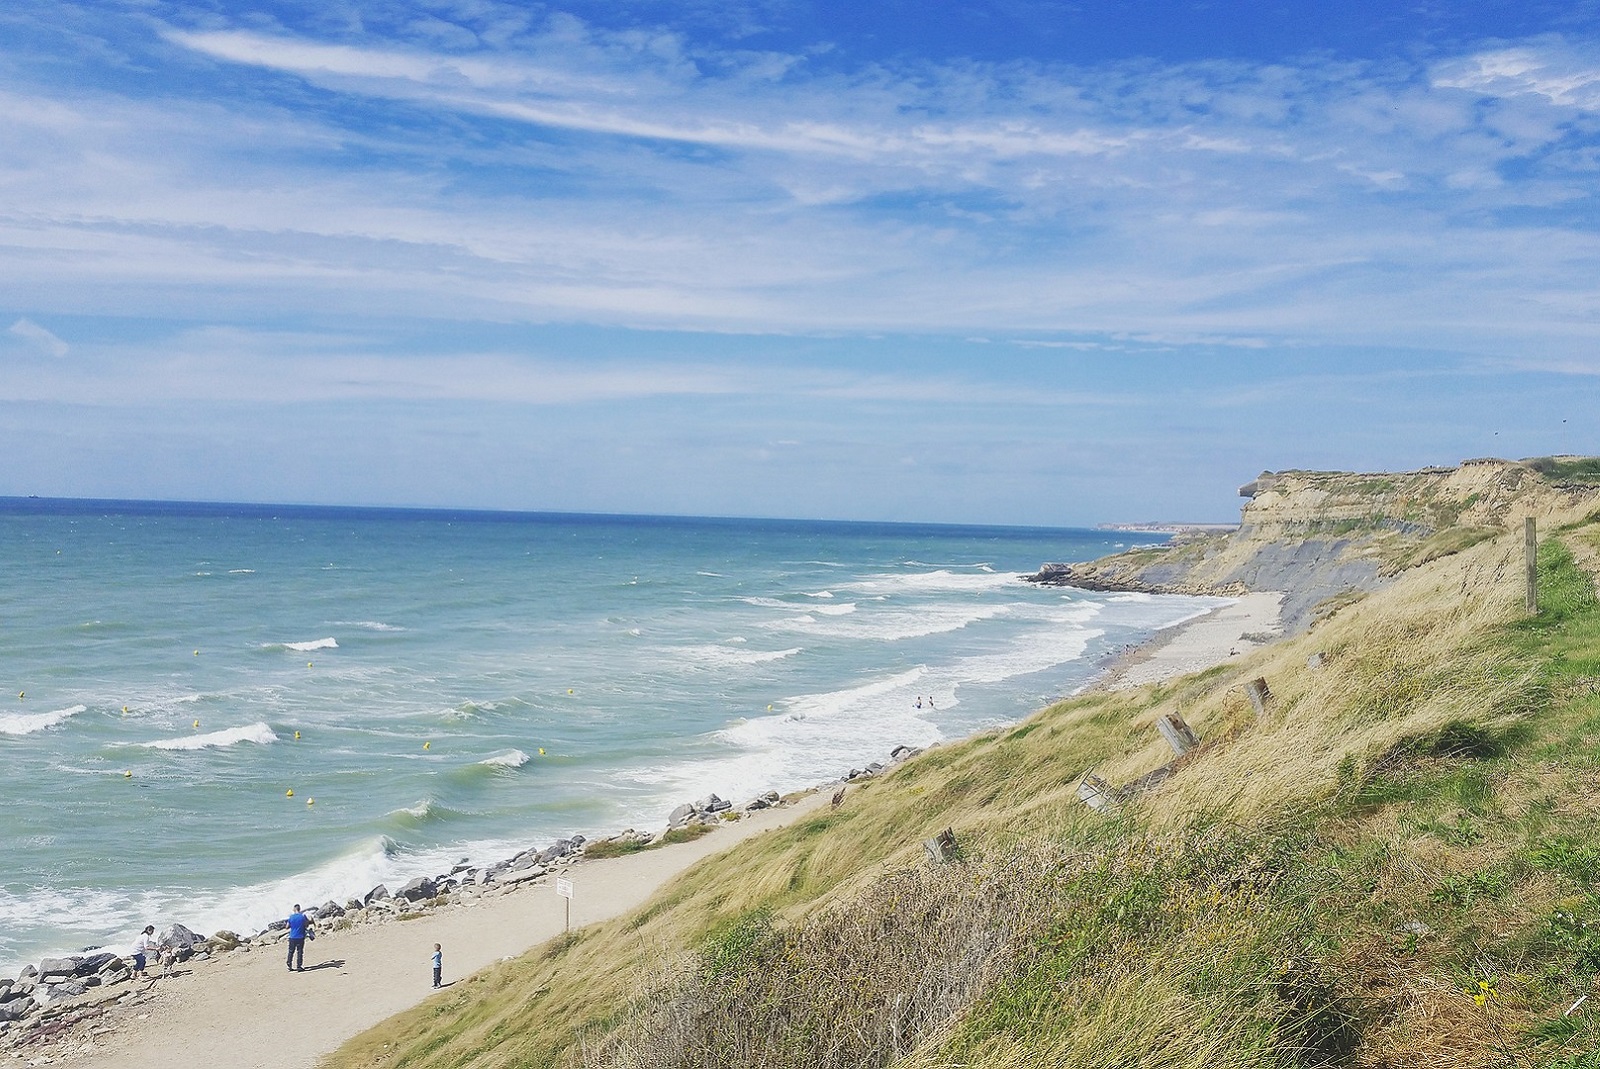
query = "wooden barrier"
xmin=1155 ymin=712 xmax=1201 ymax=756
xmin=1245 ymin=677 xmax=1272 ymax=719
xmin=922 ymin=827 xmax=959 ymax=864
xmin=1077 ymin=772 xmax=1119 ymax=813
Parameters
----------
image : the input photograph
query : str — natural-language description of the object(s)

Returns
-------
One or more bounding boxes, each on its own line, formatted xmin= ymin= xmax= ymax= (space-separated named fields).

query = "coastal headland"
xmin=20 ymin=454 xmax=1600 ymax=1067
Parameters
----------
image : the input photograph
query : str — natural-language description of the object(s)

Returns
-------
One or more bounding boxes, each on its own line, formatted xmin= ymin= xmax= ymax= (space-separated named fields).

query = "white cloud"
xmin=1 ymin=16 xmax=1599 ymax=360
xmin=1433 ymin=42 xmax=1600 ymax=109
xmin=7 ymin=318 xmax=68 ymax=357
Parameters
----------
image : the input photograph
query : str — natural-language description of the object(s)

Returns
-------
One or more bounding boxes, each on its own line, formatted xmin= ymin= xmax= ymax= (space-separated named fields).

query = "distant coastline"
xmin=1095 ymin=522 xmax=1239 ymax=534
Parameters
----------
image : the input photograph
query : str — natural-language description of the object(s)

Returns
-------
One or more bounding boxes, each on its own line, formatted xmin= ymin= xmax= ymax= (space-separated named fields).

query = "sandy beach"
xmin=1102 ymin=591 xmax=1284 ymax=690
xmin=30 ymin=592 xmax=1283 ymax=1069
xmin=56 ymin=792 xmax=830 ymax=1069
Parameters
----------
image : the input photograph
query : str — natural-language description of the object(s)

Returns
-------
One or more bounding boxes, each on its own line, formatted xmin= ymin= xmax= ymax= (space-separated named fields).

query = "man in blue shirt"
xmin=285 ymin=904 xmax=314 ymax=972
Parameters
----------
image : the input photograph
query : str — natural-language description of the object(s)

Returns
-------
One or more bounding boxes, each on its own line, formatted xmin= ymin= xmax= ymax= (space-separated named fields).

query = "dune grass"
xmin=325 ymin=515 xmax=1600 ymax=1069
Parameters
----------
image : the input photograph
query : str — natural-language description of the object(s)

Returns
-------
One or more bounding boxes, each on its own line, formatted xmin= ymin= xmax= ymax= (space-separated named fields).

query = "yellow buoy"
xmin=307 ymin=661 xmax=313 ymax=668
xmin=538 ymin=747 xmax=545 ymax=756
xmin=307 ymin=798 xmax=315 ymax=806
xmin=423 ymin=741 xmax=431 ymax=750
xmin=294 ymin=731 xmax=301 ymax=740
xmin=122 ymin=705 xmax=129 ymax=714
xmin=193 ymin=719 xmax=200 ymax=729
xmin=568 ymin=688 xmax=574 ymax=694
xmin=286 ymin=789 xmax=294 ymax=797
xmin=193 ymin=650 xmax=199 ymax=656
xmin=123 ymin=770 xmax=132 ymax=778
xmin=17 ymin=692 xmax=23 ymax=700
xmin=767 ymin=704 xmax=773 ymax=711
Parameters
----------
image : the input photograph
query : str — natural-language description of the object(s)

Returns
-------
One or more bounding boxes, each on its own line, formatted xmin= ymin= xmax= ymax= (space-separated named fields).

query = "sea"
xmin=0 ymin=498 xmax=1227 ymax=972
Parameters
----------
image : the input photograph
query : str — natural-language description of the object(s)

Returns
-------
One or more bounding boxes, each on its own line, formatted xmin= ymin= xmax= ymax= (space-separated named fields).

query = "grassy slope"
xmin=325 ymin=512 xmax=1600 ymax=1069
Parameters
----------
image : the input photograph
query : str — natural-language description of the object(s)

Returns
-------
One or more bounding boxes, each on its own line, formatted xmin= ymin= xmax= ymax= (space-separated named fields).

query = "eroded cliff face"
xmin=1031 ymin=458 xmax=1600 ymax=634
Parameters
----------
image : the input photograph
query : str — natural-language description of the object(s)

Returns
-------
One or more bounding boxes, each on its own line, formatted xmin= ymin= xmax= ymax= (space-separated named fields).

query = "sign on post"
xmin=555 ymin=875 xmax=573 ymax=932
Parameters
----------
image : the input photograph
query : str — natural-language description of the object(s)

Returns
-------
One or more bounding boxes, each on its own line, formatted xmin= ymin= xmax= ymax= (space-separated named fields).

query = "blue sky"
xmin=2 ymin=0 xmax=1598 ymax=524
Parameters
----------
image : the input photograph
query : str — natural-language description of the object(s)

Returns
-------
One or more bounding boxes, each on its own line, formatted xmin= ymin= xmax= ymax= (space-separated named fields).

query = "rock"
xmin=37 ymin=959 xmax=77 ymax=982
xmin=667 ymin=803 xmax=696 ymax=827
xmin=745 ymin=796 xmax=770 ymax=810
xmin=499 ymin=866 xmax=547 ymax=886
xmin=37 ymin=980 xmax=85 ymax=1003
xmin=162 ymin=923 xmax=203 ymax=949
xmin=316 ymin=901 xmax=345 ymax=919
xmin=705 ymin=796 xmax=733 ymax=813
xmin=866 ymin=761 xmax=884 ymax=774
xmin=364 ymin=885 xmax=391 ymax=905
xmin=74 ymin=953 xmax=117 ymax=977
xmin=0 ymin=1001 xmax=29 ymax=1022
xmin=535 ymin=841 xmax=571 ymax=864
xmin=889 ymin=745 xmax=922 ymax=762
xmin=210 ymin=931 xmax=241 ymax=951
xmin=761 ymin=790 xmax=780 ymax=802
xmin=396 ymin=877 xmax=439 ymax=903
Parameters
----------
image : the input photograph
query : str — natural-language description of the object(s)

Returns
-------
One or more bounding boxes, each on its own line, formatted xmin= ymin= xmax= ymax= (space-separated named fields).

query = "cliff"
xmin=1030 ymin=456 xmax=1600 ymax=633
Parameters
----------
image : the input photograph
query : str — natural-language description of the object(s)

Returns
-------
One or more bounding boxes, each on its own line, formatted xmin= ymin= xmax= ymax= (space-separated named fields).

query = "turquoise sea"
xmin=0 ymin=499 xmax=1224 ymax=971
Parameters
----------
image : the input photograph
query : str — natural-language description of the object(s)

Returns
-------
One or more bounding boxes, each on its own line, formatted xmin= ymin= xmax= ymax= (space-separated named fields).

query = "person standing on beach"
xmin=431 ymin=943 xmax=443 ymax=988
xmin=285 ymin=904 xmax=314 ymax=972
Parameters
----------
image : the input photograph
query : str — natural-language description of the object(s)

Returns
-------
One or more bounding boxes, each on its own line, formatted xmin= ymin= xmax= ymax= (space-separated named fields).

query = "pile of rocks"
xmin=0 ymin=923 xmax=209 ymax=1046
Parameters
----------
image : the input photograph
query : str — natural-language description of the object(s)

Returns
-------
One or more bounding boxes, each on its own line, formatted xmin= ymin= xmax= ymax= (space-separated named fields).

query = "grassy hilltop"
xmin=327 ymin=457 xmax=1600 ymax=1069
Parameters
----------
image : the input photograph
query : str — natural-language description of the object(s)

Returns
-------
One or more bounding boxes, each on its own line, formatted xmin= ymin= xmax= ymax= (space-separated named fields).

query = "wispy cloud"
xmin=7 ymin=318 xmax=68 ymax=357
xmin=5 ymin=7 xmax=1600 ymax=356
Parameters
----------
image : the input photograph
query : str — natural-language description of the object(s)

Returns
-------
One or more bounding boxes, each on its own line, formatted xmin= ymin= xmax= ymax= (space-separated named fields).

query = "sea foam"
xmin=0 ymin=705 xmax=86 ymax=737
xmin=480 ymin=749 xmax=531 ymax=769
xmin=264 ymin=637 xmax=339 ymax=652
xmin=140 ymin=722 xmax=278 ymax=750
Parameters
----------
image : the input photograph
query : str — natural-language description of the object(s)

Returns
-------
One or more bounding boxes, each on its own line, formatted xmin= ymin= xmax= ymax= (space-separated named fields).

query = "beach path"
xmin=71 ymin=794 xmax=828 ymax=1069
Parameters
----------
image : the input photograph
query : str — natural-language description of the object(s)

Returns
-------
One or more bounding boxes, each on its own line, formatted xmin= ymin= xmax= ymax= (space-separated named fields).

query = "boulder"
xmin=364 ymin=885 xmax=391 ymax=905
xmin=535 ymin=841 xmax=571 ymax=864
xmin=210 ymin=931 xmax=242 ymax=951
xmin=667 ymin=803 xmax=696 ymax=827
xmin=37 ymin=959 xmax=77 ymax=982
xmin=889 ymin=745 xmax=922 ymax=762
xmin=392 ymin=876 xmax=435 ymax=902
xmin=37 ymin=980 xmax=85 ymax=1003
xmin=705 ymin=796 xmax=733 ymax=813
xmin=0 ymin=1000 xmax=29 ymax=1022
xmin=162 ymin=923 xmax=203 ymax=949
xmin=74 ymin=953 xmax=118 ymax=977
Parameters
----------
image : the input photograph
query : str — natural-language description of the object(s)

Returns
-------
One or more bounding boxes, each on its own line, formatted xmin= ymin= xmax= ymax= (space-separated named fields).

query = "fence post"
xmin=1077 ymin=772 xmax=1118 ymax=813
xmin=1245 ymin=677 xmax=1272 ymax=719
xmin=1525 ymin=517 xmax=1539 ymax=614
xmin=1155 ymin=712 xmax=1201 ymax=756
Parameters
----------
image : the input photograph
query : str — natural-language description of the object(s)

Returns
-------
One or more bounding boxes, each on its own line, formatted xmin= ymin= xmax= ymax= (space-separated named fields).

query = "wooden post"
xmin=1155 ymin=712 xmax=1201 ymax=756
xmin=1245 ymin=677 xmax=1272 ymax=719
xmin=1077 ymin=772 xmax=1118 ymax=813
xmin=1525 ymin=517 xmax=1539 ymax=614
xmin=922 ymin=827 xmax=959 ymax=864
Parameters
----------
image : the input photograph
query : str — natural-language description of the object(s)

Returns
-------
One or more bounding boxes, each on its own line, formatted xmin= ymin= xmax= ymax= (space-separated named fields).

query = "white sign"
xmin=555 ymin=876 xmax=573 ymax=899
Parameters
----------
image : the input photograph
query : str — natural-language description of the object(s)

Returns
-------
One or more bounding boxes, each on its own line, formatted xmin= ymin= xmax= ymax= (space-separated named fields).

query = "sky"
xmin=2 ymin=1 xmax=1599 ymax=525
